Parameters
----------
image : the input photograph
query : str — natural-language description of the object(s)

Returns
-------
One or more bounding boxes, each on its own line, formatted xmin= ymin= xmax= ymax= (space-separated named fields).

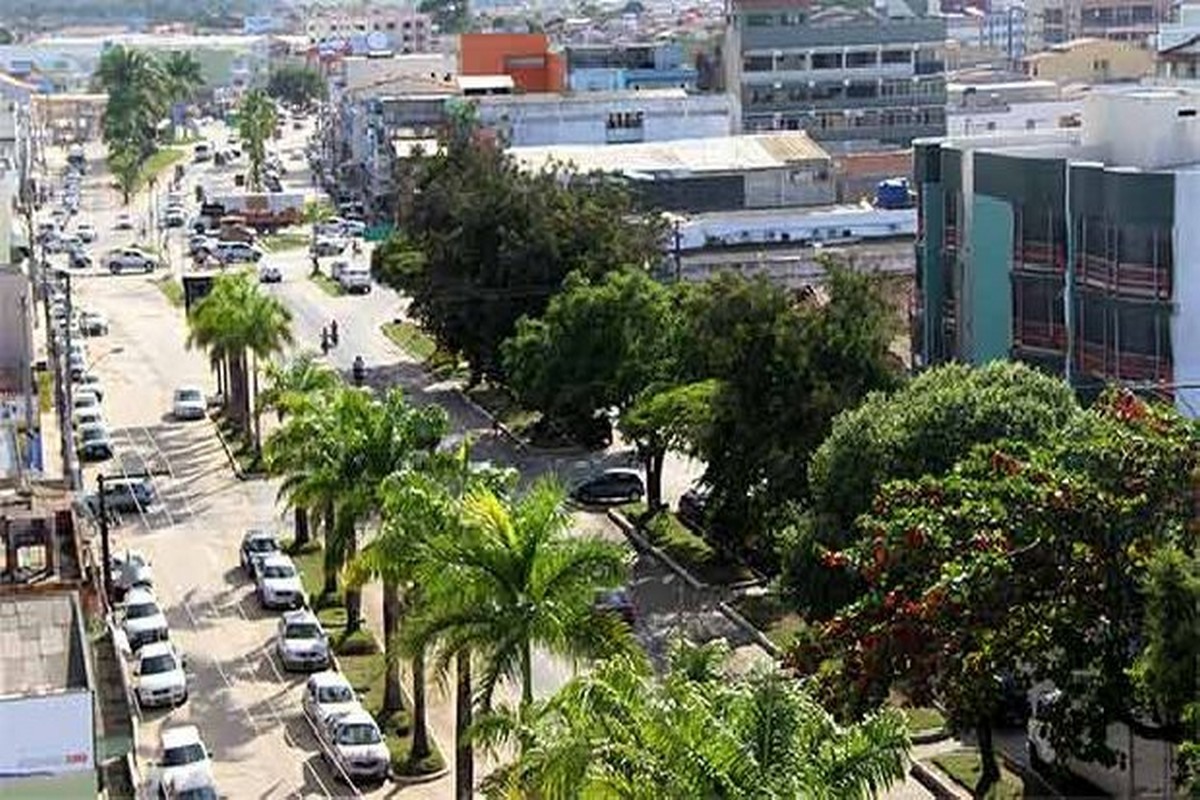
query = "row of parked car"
xmin=237 ymin=529 xmax=391 ymax=784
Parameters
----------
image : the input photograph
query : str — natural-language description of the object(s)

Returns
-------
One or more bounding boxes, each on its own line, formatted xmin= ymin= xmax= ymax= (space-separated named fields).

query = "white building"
xmin=305 ymin=7 xmax=435 ymax=53
xmin=946 ymin=79 xmax=1084 ymax=134
xmin=470 ymin=88 xmax=734 ymax=146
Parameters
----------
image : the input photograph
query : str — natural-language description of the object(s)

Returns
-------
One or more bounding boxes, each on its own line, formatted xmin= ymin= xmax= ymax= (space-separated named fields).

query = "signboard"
xmin=182 ymin=275 xmax=215 ymax=313
xmin=0 ymin=691 xmax=94 ymax=781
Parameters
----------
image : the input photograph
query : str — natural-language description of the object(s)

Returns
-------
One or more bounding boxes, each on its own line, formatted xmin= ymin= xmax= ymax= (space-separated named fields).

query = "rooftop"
xmin=510 ymin=132 xmax=829 ymax=176
xmin=0 ymin=592 xmax=89 ymax=697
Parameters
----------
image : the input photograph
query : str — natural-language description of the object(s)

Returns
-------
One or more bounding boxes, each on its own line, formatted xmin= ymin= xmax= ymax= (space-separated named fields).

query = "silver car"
xmin=276 ymin=609 xmax=331 ymax=672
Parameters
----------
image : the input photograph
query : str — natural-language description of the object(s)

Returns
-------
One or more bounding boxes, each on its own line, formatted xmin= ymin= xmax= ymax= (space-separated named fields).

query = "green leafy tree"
xmin=107 ymin=143 xmax=141 ymax=205
xmin=96 ymin=45 xmax=167 ymax=202
xmin=161 ymin=51 xmax=203 ymax=138
xmin=619 ymin=379 xmax=715 ymax=511
xmin=478 ymin=642 xmax=911 ymax=799
xmin=796 ymin=389 xmax=1198 ymax=796
xmin=237 ymin=89 xmax=278 ymax=191
xmin=384 ymin=112 xmax=662 ymax=384
xmin=266 ymin=64 xmax=328 ymax=108
xmin=260 ymin=352 xmax=340 ymax=422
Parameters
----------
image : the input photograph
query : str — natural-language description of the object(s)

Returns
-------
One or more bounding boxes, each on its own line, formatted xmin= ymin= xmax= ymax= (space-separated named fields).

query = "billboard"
xmin=0 ymin=690 xmax=94 ymax=790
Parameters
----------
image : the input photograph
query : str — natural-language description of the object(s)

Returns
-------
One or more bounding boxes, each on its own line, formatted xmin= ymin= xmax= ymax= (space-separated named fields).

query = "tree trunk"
xmin=381 ymin=577 xmax=404 ymax=715
xmin=251 ymin=352 xmax=262 ymax=456
xmin=293 ymin=506 xmax=309 ymax=549
xmin=521 ymin=639 xmax=534 ymax=707
xmin=321 ymin=502 xmax=338 ymax=598
xmin=975 ymin=720 xmax=1001 ymax=798
xmin=644 ymin=445 xmax=665 ymax=512
xmin=344 ymin=526 xmax=362 ymax=634
xmin=410 ymin=643 xmax=431 ymax=761
xmin=455 ymin=650 xmax=473 ymax=800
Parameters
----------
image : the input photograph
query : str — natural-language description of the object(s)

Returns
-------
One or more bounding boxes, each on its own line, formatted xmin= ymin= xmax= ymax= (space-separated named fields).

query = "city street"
xmin=46 ymin=118 xmax=759 ymax=798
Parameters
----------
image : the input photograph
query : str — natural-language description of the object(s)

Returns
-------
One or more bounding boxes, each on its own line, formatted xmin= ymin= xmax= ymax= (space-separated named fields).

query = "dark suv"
xmin=570 ymin=469 xmax=645 ymax=505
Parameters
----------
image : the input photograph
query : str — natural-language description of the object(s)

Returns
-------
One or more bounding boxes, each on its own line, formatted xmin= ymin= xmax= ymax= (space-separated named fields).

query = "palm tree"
xmin=407 ymin=477 xmax=632 ymax=709
xmin=238 ymin=89 xmax=278 ymax=191
xmin=161 ymin=51 xmax=204 ymax=140
xmin=261 ymin=352 xmax=339 ymax=422
xmin=96 ymin=45 xmax=167 ymax=202
xmin=186 ymin=272 xmax=292 ymax=443
xmin=478 ymin=644 xmax=912 ymax=799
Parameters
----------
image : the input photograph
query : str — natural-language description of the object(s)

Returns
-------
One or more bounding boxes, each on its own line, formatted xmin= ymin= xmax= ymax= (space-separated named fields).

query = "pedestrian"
xmin=330 ymin=319 xmax=339 ymax=346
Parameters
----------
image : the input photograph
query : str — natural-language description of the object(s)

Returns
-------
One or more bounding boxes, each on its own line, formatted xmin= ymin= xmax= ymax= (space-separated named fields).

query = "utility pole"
xmin=98 ymin=474 xmax=112 ymax=602
xmin=60 ymin=270 xmax=79 ymax=490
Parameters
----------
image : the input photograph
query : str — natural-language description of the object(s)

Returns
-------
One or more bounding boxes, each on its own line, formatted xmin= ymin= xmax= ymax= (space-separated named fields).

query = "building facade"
xmin=725 ymin=0 xmax=947 ymax=146
xmin=914 ymin=87 xmax=1200 ymax=415
xmin=1023 ymin=37 xmax=1154 ymax=82
xmin=304 ymin=7 xmax=435 ymax=53
xmin=458 ymin=33 xmax=564 ymax=93
xmin=565 ymin=42 xmax=699 ymax=92
xmin=470 ymin=88 xmax=733 ymax=146
xmin=1156 ymin=4 xmax=1200 ymax=80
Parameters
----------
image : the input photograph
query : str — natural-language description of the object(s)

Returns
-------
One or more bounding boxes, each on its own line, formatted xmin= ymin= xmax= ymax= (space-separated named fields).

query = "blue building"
xmin=565 ymin=42 xmax=698 ymax=92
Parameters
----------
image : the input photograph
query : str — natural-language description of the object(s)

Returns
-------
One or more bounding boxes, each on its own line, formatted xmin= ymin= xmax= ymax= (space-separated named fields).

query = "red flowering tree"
xmin=792 ymin=389 xmax=1198 ymax=795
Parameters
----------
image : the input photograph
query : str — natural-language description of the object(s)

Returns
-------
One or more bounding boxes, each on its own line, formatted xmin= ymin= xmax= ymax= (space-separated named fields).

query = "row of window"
xmin=1081 ymin=4 xmax=1157 ymax=24
xmin=748 ymin=106 xmax=946 ymax=131
xmin=315 ymin=19 xmax=427 ymax=33
xmin=743 ymin=48 xmax=936 ymax=72
xmin=745 ymin=78 xmax=945 ymax=107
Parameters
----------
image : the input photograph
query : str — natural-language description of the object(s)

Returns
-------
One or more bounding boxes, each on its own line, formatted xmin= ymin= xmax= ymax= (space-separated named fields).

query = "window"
xmin=507 ymin=55 xmax=546 ymax=69
xmin=607 ymin=111 xmax=645 ymax=129
xmin=744 ymin=54 xmax=774 ymax=72
xmin=778 ymin=53 xmax=806 ymax=70
xmin=745 ymin=13 xmax=775 ymax=26
xmin=846 ymin=81 xmax=877 ymax=99
xmin=846 ymin=50 xmax=877 ymax=68
xmin=812 ymin=52 xmax=842 ymax=70
xmin=386 ymin=21 xmax=396 ymax=30
xmin=780 ymin=12 xmax=805 ymax=24
xmin=882 ymin=49 xmax=911 ymax=65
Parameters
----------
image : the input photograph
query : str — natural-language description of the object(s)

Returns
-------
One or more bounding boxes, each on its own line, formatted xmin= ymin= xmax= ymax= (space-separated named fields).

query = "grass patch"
xmin=153 ymin=276 xmax=184 ymax=308
xmin=310 ymin=271 xmax=344 ymax=296
xmin=36 ymin=370 xmax=52 ymax=414
xmin=635 ymin=509 xmax=756 ymax=587
xmin=729 ymin=590 xmax=806 ymax=650
xmin=135 ymin=147 xmax=186 ymax=193
xmin=288 ymin=538 xmax=444 ymax=777
xmin=465 ymin=382 xmax=540 ymax=435
xmin=261 ymin=231 xmax=311 ymax=252
xmin=427 ymin=349 xmax=469 ymax=382
xmin=930 ymin=749 xmax=1025 ymax=800
xmin=903 ymin=706 xmax=947 ymax=735
xmin=381 ymin=321 xmax=437 ymax=363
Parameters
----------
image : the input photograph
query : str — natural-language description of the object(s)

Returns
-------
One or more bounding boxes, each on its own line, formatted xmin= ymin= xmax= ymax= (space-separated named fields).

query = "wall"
xmin=743 ymin=165 xmax=836 ymax=207
xmin=458 ymin=33 xmax=563 ymax=92
xmin=968 ymin=194 xmax=1015 ymax=362
xmin=1025 ymin=39 xmax=1153 ymax=82
xmin=1172 ymin=169 xmax=1200 ymax=417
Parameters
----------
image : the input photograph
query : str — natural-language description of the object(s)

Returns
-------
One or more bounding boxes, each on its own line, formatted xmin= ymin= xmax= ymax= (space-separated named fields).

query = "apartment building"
xmin=1078 ymin=0 xmax=1170 ymax=42
xmin=1023 ymin=37 xmax=1153 ymax=82
xmin=725 ymin=0 xmax=947 ymax=147
xmin=565 ymin=42 xmax=699 ymax=91
xmin=914 ymin=87 xmax=1200 ymax=415
xmin=305 ymin=7 xmax=434 ymax=53
xmin=1156 ymin=4 xmax=1200 ymax=80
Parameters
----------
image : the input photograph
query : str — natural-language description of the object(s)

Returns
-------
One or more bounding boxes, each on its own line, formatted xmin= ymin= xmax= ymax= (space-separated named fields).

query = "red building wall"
xmin=458 ymin=33 xmax=563 ymax=92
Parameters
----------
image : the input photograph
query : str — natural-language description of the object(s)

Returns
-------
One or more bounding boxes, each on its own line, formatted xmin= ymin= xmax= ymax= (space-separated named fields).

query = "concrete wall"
xmin=1025 ymin=39 xmax=1153 ymax=83
xmin=1173 ymin=169 xmax=1200 ymax=417
xmin=968 ymin=194 xmax=1015 ymax=362
xmin=743 ymin=165 xmax=836 ymax=207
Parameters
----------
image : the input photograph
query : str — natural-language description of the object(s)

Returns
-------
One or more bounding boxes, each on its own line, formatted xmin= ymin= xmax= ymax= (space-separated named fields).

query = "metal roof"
xmin=509 ymin=132 xmax=830 ymax=178
xmin=0 ymin=592 xmax=89 ymax=696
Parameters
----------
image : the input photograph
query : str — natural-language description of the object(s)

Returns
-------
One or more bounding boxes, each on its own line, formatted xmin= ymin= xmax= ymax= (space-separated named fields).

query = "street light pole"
xmin=98 ymin=474 xmax=112 ymax=602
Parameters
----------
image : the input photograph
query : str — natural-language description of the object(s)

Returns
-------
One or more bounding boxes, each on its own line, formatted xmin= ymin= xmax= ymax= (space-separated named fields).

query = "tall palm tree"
xmin=406 ymin=477 xmax=632 ymax=709
xmin=186 ymin=272 xmax=292 ymax=443
xmin=260 ymin=352 xmax=339 ymax=423
xmin=96 ymin=45 xmax=167 ymax=202
xmin=477 ymin=645 xmax=912 ymax=800
xmin=238 ymin=89 xmax=278 ymax=191
xmin=161 ymin=51 xmax=203 ymax=140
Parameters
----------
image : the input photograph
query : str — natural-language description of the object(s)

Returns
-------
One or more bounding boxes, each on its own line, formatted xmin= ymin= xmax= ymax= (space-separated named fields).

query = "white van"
xmin=337 ymin=264 xmax=371 ymax=295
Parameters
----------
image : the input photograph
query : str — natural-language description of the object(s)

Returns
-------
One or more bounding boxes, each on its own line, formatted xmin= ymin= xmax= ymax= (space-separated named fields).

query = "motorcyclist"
xmin=352 ymin=355 xmax=366 ymax=386
xmin=330 ymin=319 xmax=339 ymax=347
xmin=320 ymin=327 xmax=331 ymax=354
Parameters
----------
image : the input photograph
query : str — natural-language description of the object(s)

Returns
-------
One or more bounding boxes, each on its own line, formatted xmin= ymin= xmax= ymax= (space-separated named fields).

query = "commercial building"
xmin=725 ymin=0 xmax=947 ymax=147
xmin=913 ymin=87 xmax=1200 ymax=416
xmin=1077 ymin=0 xmax=1170 ymax=42
xmin=304 ymin=7 xmax=435 ymax=53
xmin=947 ymin=78 xmax=1085 ymax=134
xmin=458 ymin=33 xmax=564 ymax=93
xmin=469 ymin=87 xmax=733 ymax=146
xmin=509 ymin=131 xmax=835 ymax=212
xmin=1022 ymin=37 xmax=1153 ymax=82
xmin=565 ymin=42 xmax=698 ymax=92
xmin=1156 ymin=4 xmax=1200 ymax=81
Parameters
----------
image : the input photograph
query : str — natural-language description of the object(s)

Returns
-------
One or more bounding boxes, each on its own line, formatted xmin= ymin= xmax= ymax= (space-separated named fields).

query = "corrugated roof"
xmin=510 ymin=132 xmax=830 ymax=177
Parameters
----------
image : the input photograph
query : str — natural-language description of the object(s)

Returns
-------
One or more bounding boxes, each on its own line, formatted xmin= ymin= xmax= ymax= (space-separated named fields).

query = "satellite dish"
xmin=366 ymin=31 xmax=389 ymax=51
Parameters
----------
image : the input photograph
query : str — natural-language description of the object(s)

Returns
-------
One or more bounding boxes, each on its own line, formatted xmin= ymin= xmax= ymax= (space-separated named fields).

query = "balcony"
xmin=1014 ymin=319 xmax=1066 ymax=351
xmin=1077 ymin=341 xmax=1172 ymax=383
xmin=1014 ymin=240 xmax=1064 ymax=272
xmin=1077 ymin=254 xmax=1171 ymax=300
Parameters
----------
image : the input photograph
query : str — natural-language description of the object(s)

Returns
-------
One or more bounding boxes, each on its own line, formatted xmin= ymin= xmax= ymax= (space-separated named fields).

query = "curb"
xmin=607 ymin=509 xmax=782 ymax=659
xmin=391 ymin=765 xmax=452 ymax=786
xmin=208 ymin=413 xmax=265 ymax=481
xmin=455 ymin=390 xmax=529 ymax=453
xmin=912 ymin=728 xmax=952 ymax=745
xmin=911 ymin=761 xmax=966 ymax=800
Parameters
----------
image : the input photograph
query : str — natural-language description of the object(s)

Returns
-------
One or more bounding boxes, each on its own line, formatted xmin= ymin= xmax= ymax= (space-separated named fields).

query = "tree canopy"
xmin=378 ymin=111 xmax=662 ymax=383
xmin=266 ymin=64 xmax=327 ymax=108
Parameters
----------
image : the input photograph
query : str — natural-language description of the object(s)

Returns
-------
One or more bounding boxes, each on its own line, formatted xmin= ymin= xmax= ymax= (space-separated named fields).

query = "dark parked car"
xmin=68 ymin=248 xmax=93 ymax=270
xmin=676 ymin=485 xmax=711 ymax=533
xmin=570 ymin=469 xmax=645 ymax=505
xmin=100 ymin=477 xmax=155 ymax=513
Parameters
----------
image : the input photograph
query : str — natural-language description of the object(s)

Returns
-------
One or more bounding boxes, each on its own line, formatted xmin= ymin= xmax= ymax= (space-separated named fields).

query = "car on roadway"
xmin=258 ymin=263 xmax=282 ymax=283
xmin=57 ymin=232 xmax=83 ymax=252
xmin=77 ymin=422 xmax=114 ymax=461
xmin=71 ymin=389 xmax=102 ymax=420
xmin=100 ymin=476 xmax=156 ymax=514
xmin=74 ymin=406 xmax=105 ymax=430
xmin=311 ymin=236 xmax=348 ymax=257
xmin=239 ymin=529 xmax=281 ymax=577
xmin=79 ymin=311 xmax=109 ymax=336
xmin=67 ymin=352 xmax=89 ymax=381
xmin=337 ymin=264 xmax=372 ymax=295
xmin=111 ymin=550 xmax=153 ymax=596
xmin=330 ymin=260 xmax=350 ymax=282
xmin=276 ymin=608 xmax=332 ymax=672
xmin=162 ymin=768 xmax=218 ymax=800
xmin=255 ymin=553 xmax=305 ymax=610
xmin=302 ymin=671 xmax=361 ymax=730
xmin=570 ymin=468 xmax=646 ymax=505
xmin=122 ymin=587 xmax=170 ymax=651
xmin=215 ymin=241 xmax=263 ymax=264
xmin=75 ymin=370 xmax=104 ymax=399
xmin=187 ymin=234 xmax=216 ymax=257
xmin=317 ymin=709 xmax=390 ymax=783
xmin=134 ymin=641 xmax=188 ymax=708
xmin=193 ymin=142 xmax=212 ymax=162
xmin=172 ymin=387 xmax=206 ymax=421
xmin=75 ymin=222 xmax=97 ymax=243
xmin=68 ymin=247 xmax=93 ymax=270
xmin=114 ymin=212 xmax=134 ymax=230
xmin=106 ymin=247 xmax=157 ymax=274
xmin=155 ymin=726 xmax=213 ymax=799
xmin=163 ymin=208 xmax=187 ymax=228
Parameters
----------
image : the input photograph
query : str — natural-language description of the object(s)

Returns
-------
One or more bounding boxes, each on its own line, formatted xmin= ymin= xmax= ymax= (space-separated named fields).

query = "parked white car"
xmin=155 ymin=726 xmax=213 ymax=798
xmin=276 ymin=609 xmax=331 ymax=672
xmin=75 ymin=372 xmax=104 ymax=400
xmin=135 ymin=641 xmax=188 ymax=708
xmin=255 ymin=554 xmax=304 ymax=610
xmin=317 ymin=709 xmax=390 ymax=783
xmin=71 ymin=390 xmax=102 ymax=422
xmin=302 ymin=671 xmax=361 ymax=730
xmin=172 ymin=387 xmax=206 ymax=421
xmin=215 ymin=241 xmax=263 ymax=264
xmin=122 ymin=587 xmax=170 ymax=651
xmin=110 ymin=550 xmax=153 ymax=595
xmin=106 ymin=247 xmax=157 ymax=274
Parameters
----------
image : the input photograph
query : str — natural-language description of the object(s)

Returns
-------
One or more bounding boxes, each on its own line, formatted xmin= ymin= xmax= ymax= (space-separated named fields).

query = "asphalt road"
xmin=46 ymin=118 xmax=770 ymax=798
